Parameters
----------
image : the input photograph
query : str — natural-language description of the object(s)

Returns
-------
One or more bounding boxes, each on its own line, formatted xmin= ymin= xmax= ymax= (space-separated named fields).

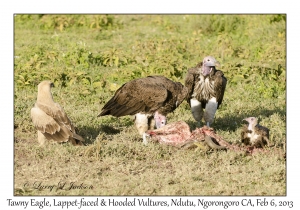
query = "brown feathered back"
xmin=99 ymin=76 xmax=188 ymax=117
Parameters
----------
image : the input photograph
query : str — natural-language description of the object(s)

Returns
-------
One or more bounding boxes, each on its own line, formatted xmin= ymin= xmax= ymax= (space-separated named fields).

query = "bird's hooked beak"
xmin=243 ymin=118 xmax=249 ymax=122
xmin=243 ymin=117 xmax=257 ymax=125
xmin=202 ymin=56 xmax=218 ymax=76
xmin=202 ymin=65 xmax=214 ymax=77
xmin=154 ymin=112 xmax=167 ymax=129
xmin=243 ymin=117 xmax=258 ymax=130
xmin=243 ymin=117 xmax=251 ymax=124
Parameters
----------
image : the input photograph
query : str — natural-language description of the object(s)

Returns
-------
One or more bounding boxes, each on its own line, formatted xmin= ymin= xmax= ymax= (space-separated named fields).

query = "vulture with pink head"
xmin=185 ymin=56 xmax=227 ymax=127
xmin=98 ymin=76 xmax=188 ymax=136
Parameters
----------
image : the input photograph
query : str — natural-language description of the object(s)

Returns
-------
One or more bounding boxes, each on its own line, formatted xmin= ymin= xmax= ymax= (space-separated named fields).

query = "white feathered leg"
xmin=204 ymin=97 xmax=218 ymax=127
xmin=142 ymin=132 xmax=149 ymax=145
xmin=190 ymin=98 xmax=203 ymax=126
xmin=135 ymin=113 xmax=149 ymax=136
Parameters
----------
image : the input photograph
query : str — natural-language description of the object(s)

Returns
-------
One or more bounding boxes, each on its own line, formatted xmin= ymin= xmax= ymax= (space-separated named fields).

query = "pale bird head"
xmin=38 ymin=80 xmax=54 ymax=89
xmin=37 ymin=81 xmax=55 ymax=100
xmin=243 ymin=117 xmax=258 ymax=126
xmin=154 ymin=112 xmax=167 ymax=129
xmin=201 ymin=56 xmax=219 ymax=76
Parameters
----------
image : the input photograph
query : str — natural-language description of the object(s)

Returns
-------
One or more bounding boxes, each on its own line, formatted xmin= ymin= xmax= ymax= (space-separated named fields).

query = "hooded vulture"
xmin=185 ymin=56 xmax=227 ymax=127
xmin=30 ymin=81 xmax=85 ymax=146
xmin=98 ymin=76 xmax=188 ymax=136
xmin=241 ymin=117 xmax=270 ymax=148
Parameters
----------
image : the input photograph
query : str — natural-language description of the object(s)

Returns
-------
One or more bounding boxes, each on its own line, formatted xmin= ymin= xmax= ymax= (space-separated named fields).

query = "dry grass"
xmin=14 ymin=84 xmax=286 ymax=196
xmin=14 ymin=133 xmax=285 ymax=196
xmin=14 ymin=14 xmax=286 ymax=196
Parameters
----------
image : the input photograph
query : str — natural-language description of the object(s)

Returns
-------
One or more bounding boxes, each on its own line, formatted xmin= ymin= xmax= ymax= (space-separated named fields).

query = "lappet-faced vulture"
xmin=98 ymin=76 xmax=188 ymax=136
xmin=185 ymin=56 xmax=227 ymax=127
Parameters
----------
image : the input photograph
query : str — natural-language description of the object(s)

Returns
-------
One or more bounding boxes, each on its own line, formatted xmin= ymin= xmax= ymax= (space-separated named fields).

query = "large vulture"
xmin=241 ymin=117 xmax=270 ymax=148
xmin=98 ymin=76 xmax=188 ymax=136
xmin=185 ymin=56 xmax=227 ymax=127
xmin=31 ymin=81 xmax=85 ymax=146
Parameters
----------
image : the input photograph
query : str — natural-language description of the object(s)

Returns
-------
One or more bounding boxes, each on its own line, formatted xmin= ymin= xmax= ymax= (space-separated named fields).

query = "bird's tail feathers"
xmin=72 ymin=132 xmax=85 ymax=142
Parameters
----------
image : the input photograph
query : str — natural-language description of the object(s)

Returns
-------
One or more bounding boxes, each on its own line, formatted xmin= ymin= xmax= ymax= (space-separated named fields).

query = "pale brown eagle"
xmin=241 ymin=117 xmax=270 ymax=148
xmin=185 ymin=56 xmax=227 ymax=127
xmin=98 ymin=76 xmax=188 ymax=136
xmin=31 ymin=81 xmax=85 ymax=146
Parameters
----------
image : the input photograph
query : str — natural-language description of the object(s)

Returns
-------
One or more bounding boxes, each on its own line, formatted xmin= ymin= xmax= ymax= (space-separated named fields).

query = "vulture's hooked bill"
xmin=241 ymin=117 xmax=270 ymax=148
xmin=98 ymin=76 xmax=188 ymax=136
xmin=30 ymin=81 xmax=85 ymax=146
xmin=185 ymin=56 xmax=227 ymax=127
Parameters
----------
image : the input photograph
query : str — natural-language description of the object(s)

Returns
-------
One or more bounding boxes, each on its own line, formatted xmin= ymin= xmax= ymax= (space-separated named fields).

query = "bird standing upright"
xmin=31 ymin=81 xmax=85 ymax=146
xmin=241 ymin=117 xmax=270 ymax=148
xmin=185 ymin=56 xmax=227 ymax=127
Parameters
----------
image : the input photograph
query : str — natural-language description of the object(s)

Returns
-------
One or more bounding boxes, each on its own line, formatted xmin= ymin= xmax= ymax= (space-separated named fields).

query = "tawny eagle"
xmin=31 ymin=81 xmax=85 ymax=146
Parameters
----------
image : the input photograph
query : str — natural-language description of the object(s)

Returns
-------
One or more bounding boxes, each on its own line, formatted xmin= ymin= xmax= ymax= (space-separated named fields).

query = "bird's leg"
xmin=190 ymin=98 xmax=203 ymax=127
xmin=142 ymin=132 xmax=149 ymax=145
xmin=204 ymin=97 xmax=218 ymax=127
xmin=135 ymin=113 xmax=149 ymax=136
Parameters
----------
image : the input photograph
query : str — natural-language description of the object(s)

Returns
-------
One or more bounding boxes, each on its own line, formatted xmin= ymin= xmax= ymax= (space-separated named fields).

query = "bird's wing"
xmin=256 ymin=125 xmax=270 ymax=139
xmin=31 ymin=105 xmax=72 ymax=143
xmin=184 ymin=67 xmax=199 ymax=106
xmin=253 ymin=125 xmax=270 ymax=147
xmin=53 ymin=103 xmax=75 ymax=131
xmin=35 ymin=102 xmax=84 ymax=143
xmin=31 ymin=106 xmax=61 ymax=135
xmin=99 ymin=77 xmax=168 ymax=117
xmin=53 ymin=103 xmax=85 ymax=143
xmin=240 ymin=125 xmax=251 ymax=145
xmin=175 ymin=84 xmax=189 ymax=106
xmin=241 ymin=125 xmax=248 ymax=138
xmin=214 ymin=70 xmax=227 ymax=107
xmin=36 ymin=102 xmax=73 ymax=130
xmin=152 ymin=76 xmax=188 ymax=115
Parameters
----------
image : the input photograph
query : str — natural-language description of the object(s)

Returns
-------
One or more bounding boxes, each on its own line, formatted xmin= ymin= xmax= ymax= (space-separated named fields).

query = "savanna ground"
xmin=14 ymin=14 xmax=286 ymax=196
